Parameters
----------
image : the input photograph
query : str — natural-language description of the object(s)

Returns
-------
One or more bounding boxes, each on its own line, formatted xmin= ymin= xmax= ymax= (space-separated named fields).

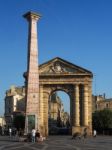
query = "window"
xmin=106 ymin=103 xmax=109 ymax=108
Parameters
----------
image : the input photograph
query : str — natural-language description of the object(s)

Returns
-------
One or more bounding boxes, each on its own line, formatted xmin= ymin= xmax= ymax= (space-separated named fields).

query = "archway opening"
xmin=48 ymin=90 xmax=71 ymax=135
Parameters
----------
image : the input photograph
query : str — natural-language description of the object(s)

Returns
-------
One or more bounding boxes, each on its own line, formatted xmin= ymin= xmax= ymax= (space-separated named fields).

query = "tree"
xmin=92 ymin=109 xmax=112 ymax=133
xmin=13 ymin=115 xmax=25 ymax=130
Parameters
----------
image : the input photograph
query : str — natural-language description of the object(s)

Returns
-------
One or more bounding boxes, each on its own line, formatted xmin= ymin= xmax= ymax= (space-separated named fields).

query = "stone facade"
xmin=0 ymin=117 xmax=5 ymax=127
xmin=24 ymin=57 xmax=93 ymax=136
xmin=49 ymin=92 xmax=69 ymax=128
xmin=4 ymin=85 xmax=25 ymax=127
xmin=38 ymin=57 xmax=93 ymax=136
xmin=49 ymin=92 xmax=63 ymax=125
xmin=92 ymin=95 xmax=112 ymax=111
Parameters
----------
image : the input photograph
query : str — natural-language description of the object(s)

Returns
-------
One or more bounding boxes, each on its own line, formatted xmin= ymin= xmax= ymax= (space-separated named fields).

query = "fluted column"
xmin=83 ymin=84 xmax=89 ymax=126
xmin=74 ymin=84 xmax=80 ymax=126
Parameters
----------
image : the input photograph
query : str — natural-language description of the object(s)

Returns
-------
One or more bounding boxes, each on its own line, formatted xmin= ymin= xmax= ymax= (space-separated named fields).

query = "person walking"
xmin=31 ymin=128 xmax=36 ymax=143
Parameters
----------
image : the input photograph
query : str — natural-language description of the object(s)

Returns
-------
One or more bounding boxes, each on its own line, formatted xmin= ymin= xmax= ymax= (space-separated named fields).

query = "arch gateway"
xmin=38 ymin=57 xmax=93 ymax=136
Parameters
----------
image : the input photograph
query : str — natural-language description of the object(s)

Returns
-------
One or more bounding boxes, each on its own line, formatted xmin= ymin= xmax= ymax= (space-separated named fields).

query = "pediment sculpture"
xmin=48 ymin=62 xmax=67 ymax=73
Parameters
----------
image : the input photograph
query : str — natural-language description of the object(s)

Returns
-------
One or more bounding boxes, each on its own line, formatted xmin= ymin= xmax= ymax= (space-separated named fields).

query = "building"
xmin=92 ymin=94 xmax=112 ymax=112
xmin=49 ymin=92 xmax=63 ymax=122
xmin=4 ymin=85 xmax=25 ymax=127
xmin=0 ymin=116 xmax=5 ymax=127
xmin=49 ymin=92 xmax=69 ymax=128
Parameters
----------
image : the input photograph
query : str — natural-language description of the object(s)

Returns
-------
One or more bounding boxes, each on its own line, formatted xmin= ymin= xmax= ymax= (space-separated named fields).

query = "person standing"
xmin=83 ymin=128 xmax=87 ymax=139
xmin=31 ymin=128 xmax=36 ymax=143
xmin=9 ymin=128 xmax=12 ymax=138
xmin=93 ymin=129 xmax=97 ymax=137
xmin=36 ymin=129 xmax=44 ymax=142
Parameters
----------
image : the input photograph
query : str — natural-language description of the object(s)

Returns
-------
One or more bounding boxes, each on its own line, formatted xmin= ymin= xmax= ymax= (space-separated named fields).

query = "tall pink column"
xmin=23 ymin=12 xmax=41 ymax=133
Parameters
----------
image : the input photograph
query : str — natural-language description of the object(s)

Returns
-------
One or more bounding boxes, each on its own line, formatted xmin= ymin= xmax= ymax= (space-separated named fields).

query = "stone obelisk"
xmin=23 ymin=11 xmax=41 ymax=133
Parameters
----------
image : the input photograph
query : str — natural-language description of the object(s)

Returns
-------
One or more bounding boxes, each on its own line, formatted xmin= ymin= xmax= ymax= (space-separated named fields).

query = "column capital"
xmin=23 ymin=11 xmax=41 ymax=21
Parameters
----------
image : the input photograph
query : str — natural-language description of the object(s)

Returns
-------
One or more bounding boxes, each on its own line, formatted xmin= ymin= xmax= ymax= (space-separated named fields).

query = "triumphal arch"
xmin=39 ymin=57 xmax=93 ymax=136
xmin=23 ymin=11 xmax=93 ymax=136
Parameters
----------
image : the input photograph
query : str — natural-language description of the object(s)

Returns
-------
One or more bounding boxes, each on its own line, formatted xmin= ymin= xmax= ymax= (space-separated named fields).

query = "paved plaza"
xmin=0 ymin=135 xmax=112 ymax=150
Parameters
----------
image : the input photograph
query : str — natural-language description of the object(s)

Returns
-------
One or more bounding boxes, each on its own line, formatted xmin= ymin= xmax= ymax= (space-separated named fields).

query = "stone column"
xmin=39 ymin=85 xmax=44 ymax=126
xmin=38 ymin=85 xmax=44 ymax=135
xmin=43 ymin=92 xmax=49 ymax=136
xmin=23 ymin=12 xmax=41 ymax=133
xmin=83 ymin=84 xmax=89 ymax=126
xmin=74 ymin=84 xmax=80 ymax=126
xmin=88 ymin=83 xmax=92 ymax=135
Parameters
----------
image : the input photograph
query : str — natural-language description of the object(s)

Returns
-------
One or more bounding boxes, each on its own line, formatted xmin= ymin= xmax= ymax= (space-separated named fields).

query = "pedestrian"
xmin=93 ymin=129 xmax=97 ymax=137
xmin=36 ymin=129 xmax=40 ymax=142
xmin=36 ymin=129 xmax=43 ymax=143
xmin=83 ymin=128 xmax=87 ymax=139
xmin=31 ymin=128 xmax=36 ymax=143
xmin=9 ymin=128 xmax=12 ymax=138
xmin=19 ymin=128 xmax=22 ymax=137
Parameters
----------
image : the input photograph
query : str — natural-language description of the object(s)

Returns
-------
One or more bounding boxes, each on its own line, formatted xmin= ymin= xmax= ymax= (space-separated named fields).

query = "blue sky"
xmin=0 ymin=0 xmax=112 ymax=115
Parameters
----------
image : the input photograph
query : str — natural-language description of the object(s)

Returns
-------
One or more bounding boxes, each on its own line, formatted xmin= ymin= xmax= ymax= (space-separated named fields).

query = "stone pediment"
xmin=39 ymin=57 xmax=92 ymax=75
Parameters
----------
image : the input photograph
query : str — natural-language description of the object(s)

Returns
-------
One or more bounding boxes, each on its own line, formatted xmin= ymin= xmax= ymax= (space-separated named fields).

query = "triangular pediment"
xmin=39 ymin=57 xmax=92 ymax=76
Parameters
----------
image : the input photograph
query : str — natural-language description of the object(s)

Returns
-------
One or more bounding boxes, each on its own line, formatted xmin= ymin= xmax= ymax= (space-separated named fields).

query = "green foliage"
xmin=13 ymin=115 xmax=25 ymax=130
xmin=92 ymin=109 xmax=112 ymax=131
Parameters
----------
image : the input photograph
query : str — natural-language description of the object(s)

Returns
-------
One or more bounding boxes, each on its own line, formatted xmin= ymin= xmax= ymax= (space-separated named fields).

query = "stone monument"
xmin=23 ymin=11 xmax=93 ymax=136
xmin=23 ymin=11 xmax=41 ymax=133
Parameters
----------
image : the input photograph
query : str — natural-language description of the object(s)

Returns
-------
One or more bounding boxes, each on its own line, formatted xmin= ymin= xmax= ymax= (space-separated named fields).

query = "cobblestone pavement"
xmin=0 ymin=135 xmax=112 ymax=150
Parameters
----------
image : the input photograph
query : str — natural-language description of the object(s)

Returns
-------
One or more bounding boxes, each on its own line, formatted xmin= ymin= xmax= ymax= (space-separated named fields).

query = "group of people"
xmin=8 ymin=127 xmax=96 ymax=143
xmin=31 ymin=128 xmax=44 ymax=143
xmin=8 ymin=127 xmax=45 ymax=143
